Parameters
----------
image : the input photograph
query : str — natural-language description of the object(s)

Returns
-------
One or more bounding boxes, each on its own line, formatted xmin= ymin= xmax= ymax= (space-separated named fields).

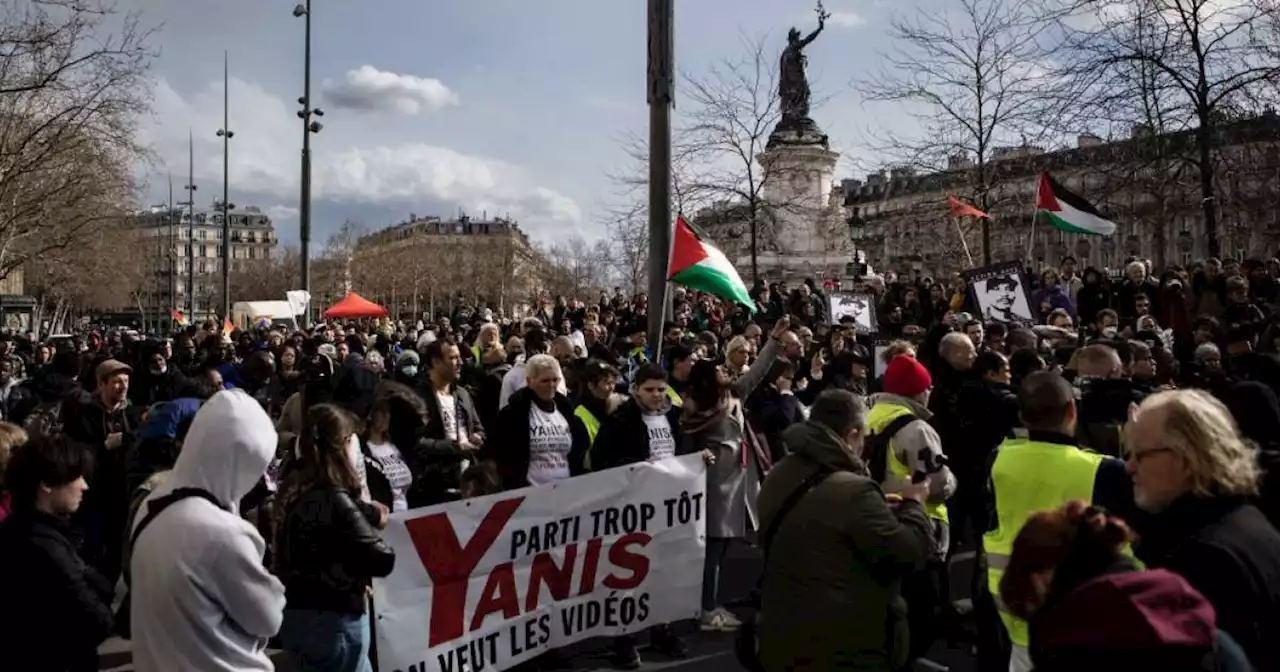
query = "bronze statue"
xmin=779 ymin=2 xmax=829 ymax=125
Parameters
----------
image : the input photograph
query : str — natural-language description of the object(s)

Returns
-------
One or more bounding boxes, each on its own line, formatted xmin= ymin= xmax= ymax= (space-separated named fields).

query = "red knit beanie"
xmin=883 ymin=355 xmax=932 ymax=398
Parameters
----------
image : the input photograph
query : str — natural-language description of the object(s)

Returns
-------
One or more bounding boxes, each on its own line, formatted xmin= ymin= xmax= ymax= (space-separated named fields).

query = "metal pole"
xmin=186 ymin=130 xmax=196 ymax=322
xmin=168 ymin=175 xmax=175 ymax=332
xmin=299 ymin=0 xmax=313 ymax=327
xmin=646 ymin=0 xmax=674 ymax=364
xmin=221 ymin=51 xmax=233 ymax=321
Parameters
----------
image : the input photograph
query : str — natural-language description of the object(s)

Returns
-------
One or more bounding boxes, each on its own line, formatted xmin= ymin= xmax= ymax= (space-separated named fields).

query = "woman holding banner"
xmin=487 ymin=354 xmax=590 ymax=491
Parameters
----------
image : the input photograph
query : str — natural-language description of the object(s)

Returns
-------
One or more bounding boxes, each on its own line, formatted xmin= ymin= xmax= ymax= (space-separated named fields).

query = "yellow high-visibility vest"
xmin=866 ymin=402 xmax=949 ymax=525
xmin=575 ymin=405 xmax=602 ymax=471
xmin=665 ymin=386 xmax=682 ymax=408
xmin=983 ymin=436 xmax=1108 ymax=647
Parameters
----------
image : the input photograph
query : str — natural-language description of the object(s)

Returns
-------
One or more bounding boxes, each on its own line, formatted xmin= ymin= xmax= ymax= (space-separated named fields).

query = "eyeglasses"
xmin=1125 ymin=447 xmax=1174 ymax=464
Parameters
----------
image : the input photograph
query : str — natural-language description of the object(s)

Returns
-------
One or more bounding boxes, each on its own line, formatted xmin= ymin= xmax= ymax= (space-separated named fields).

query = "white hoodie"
xmin=129 ymin=389 xmax=286 ymax=672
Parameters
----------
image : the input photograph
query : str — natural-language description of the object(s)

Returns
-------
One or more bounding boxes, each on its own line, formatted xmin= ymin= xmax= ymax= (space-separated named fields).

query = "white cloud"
xmin=827 ymin=11 xmax=866 ymax=28
xmin=266 ymin=205 xmax=299 ymax=221
xmin=321 ymin=65 xmax=459 ymax=115
xmin=138 ymin=76 xmax=580 ymax=230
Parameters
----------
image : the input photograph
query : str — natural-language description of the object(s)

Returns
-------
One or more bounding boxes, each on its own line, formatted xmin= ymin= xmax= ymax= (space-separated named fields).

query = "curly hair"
xmin=1126 ymin=389 xmax=1260 ymax=497
xmin=1000 ymin=500 xmax=1134 ymax=621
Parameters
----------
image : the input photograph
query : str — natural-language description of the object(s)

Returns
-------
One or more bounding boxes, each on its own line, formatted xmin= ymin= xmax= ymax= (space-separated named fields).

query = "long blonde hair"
xmin=1126 ymin=389 xmax=1260 ymax=497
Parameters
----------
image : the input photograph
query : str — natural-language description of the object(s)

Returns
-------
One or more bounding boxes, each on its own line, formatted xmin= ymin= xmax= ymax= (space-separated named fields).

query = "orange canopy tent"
xmin=322 ymin=293 xmax=388 ymax=319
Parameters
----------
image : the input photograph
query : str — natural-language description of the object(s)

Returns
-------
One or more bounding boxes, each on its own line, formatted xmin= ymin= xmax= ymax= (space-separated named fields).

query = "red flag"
xmin=948 ymin=195 xmax=989 ymax=219
xmin=223 ymin=317 xmax=235 ymax=334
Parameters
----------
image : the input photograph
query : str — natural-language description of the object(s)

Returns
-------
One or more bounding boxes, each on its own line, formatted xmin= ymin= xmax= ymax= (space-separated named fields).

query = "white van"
xmin=231 ymin=300 xmax=298 ymax=332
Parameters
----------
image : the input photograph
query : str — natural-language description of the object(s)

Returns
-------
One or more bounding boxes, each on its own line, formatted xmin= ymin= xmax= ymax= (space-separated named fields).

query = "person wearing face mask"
xmin=393 ymin=350 xmax=420 ymax=387
xmin=134 ymin=343 xmax=188 ymax=407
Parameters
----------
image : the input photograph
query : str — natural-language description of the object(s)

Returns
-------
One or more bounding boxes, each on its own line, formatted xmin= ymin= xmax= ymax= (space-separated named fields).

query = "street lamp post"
xmin=217 ymin=51 xmax=235 ymax=321
xmin=184 ymin=130 xmax=197 ymax=321
xmin=294 ymin=0 xmax=323 ymax=327
xmin=847 ymin=215 xmax=865 ymax=279
xmin=1177 ymin=229 xmax=1194 ymax=265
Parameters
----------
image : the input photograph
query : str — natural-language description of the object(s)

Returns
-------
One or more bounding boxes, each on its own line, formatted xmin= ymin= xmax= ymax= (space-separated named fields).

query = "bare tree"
xmin=27 ymin=220 xmax=148 ymax=318
xmin=322 ymin=219 xmax=366 ymax=296
xmin=538 ymin=235 xmax=610 ymax=299
xmin=230 ymin=246 xmax=302 ymax=303
xmin=0 ymin=0 xmax=155 ymax=280
xmin=604 ymin=204 xmax=650 ymax=295
xmin=1061 ymin=0 xmax=1280 ymax=257
xmin=856 ymin=0 xmax=1066 ymax=263
xmin=678 ymin=33 xmax=790 ymax=283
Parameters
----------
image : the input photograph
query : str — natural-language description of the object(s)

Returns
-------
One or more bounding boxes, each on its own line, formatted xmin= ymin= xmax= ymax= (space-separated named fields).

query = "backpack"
xmin=113 ymin=486 xmax=222 ymax=639
xmin=23 ymin=400 xmax=63 ymax=438
xmin=864 ymin=414 xmax=919 ymax=484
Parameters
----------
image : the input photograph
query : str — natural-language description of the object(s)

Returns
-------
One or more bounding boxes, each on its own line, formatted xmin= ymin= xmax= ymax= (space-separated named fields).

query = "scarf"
xmin=680 ymin=391 xmax=731 ymax=436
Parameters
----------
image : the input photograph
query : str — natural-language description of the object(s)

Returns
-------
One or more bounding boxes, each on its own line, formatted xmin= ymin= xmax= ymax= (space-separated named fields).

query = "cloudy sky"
xmin=126 ymin=0 xmax=917 ymax=248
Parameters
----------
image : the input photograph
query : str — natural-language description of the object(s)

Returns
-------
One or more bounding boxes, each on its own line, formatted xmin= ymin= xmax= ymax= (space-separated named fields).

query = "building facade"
xmin=842 ymin=114 xmax=1280 ymax=279
xmin=351 ymin=213 xmax=544 ymax=318
xmin=133 ymin=203 xmax=278 ymax=321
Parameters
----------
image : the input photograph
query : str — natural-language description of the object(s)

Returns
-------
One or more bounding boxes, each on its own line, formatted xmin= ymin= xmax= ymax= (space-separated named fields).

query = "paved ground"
xmin=99 ymin=542 xmax=980 ymax=672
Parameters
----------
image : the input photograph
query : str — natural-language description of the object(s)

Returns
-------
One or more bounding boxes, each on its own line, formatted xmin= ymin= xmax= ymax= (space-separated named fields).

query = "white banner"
xmin=373 ymin=454 xmax=708 ymax=672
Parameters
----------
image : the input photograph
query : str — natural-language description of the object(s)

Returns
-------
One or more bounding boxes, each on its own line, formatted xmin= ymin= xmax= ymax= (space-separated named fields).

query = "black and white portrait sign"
xmin=963 ymin=261 xmax=1034 ymax=325
xmin=828 ymin=292 xmax=877 ymax=333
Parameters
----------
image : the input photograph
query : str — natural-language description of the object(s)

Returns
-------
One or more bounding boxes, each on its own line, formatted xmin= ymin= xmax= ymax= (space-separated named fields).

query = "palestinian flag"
xmin=170 ymin=309 xmax=188 ymax=327
xmin=1036 ymin=172 xmax=1117 ymax=236
xmin=668 ymin=216 xmax=754 ymax=311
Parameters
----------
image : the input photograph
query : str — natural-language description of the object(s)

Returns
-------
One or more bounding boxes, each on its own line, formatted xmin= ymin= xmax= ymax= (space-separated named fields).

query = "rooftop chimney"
xmin=1077 ymin=133 xmax=1103 ymax=148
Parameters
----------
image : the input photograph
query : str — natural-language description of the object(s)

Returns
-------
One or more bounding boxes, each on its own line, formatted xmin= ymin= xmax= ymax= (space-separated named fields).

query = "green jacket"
xmin=756 ymin=421 xmax=933 ymax=671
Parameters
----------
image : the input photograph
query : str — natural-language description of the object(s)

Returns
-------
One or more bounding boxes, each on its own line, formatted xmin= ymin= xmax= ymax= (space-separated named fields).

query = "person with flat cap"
xmin=63 ymin=358 xmax=144 ymax=586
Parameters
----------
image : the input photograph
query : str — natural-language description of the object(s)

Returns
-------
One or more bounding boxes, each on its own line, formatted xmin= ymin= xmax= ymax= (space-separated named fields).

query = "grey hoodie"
xmin=129 ymin=389 xmax=286 ymax=672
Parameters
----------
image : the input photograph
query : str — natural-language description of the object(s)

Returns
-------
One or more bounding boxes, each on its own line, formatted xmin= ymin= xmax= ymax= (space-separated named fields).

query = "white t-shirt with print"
xmin=526 ymin=404 xmax=572 ymax=486
xmin=643 ymin=413 xmax=676 ymax=462
xmin=368 ymin=441 xmax=413 ymax=513
xmin=437 ymin=389 xmax=471 ymax=471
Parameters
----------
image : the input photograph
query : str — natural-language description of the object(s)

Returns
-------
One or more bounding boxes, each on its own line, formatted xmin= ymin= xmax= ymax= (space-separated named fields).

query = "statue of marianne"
xmin=779 ymin=2 xmax=829 ymax=124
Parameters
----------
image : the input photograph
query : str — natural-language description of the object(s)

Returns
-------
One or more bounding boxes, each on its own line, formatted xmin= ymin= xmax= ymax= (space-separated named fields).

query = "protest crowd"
xmin=0 ymin=251 xmax=1279 ymax=672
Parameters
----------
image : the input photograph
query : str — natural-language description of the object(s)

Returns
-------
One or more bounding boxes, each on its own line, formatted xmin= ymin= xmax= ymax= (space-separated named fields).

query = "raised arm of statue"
xmin=800 ymin=3 xmax=829 ymax=47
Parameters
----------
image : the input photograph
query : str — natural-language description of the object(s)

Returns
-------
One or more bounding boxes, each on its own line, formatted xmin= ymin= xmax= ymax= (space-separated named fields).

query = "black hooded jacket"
xmin=1075 ymin=377 xmax=1145 ymax=458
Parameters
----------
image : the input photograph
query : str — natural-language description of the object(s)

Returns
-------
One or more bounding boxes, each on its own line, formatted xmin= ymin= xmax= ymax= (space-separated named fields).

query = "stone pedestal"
xmin=738 ymin=136 xmax=849 ymax=282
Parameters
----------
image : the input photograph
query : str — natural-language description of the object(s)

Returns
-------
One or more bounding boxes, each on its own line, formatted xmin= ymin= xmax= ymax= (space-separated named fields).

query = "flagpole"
xmin=953 ymin=216 xmax=975 ymax=267
xmin=646 ymin=0 xmax=674 ymax=364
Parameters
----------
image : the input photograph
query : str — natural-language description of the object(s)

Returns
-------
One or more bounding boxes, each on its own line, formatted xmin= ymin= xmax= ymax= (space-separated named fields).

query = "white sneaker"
xmin=714 ymin=607 xmax=743 ymax=629
xmin=699 ymin=610 xmax=726 ymax=632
